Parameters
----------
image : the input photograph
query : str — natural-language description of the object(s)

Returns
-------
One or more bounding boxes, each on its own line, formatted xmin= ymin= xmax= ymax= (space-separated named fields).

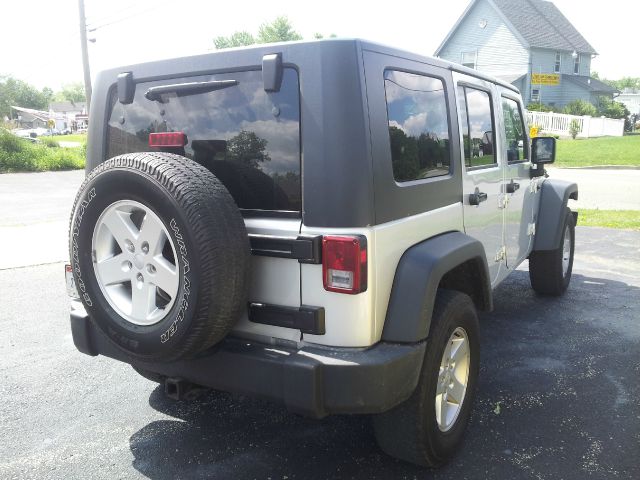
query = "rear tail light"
xmin=148 ymin=132 xmax=187 ymax=147
xmin=322 ymin=235 xmax=367 ymax=294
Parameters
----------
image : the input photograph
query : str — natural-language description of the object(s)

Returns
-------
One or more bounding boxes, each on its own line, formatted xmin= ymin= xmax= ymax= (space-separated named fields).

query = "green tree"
xmin=0 ymin=76 xmax=53 ymax=118
xmin=213 ymin=31 xmax=256 ymax=49
xmin=227 ymin=130 xmax=270 ymax=167
xmin=53 ymin=82 xmax=86 ymax=103
xmin=214 ymin=16 xmax=302 ymax=49
xmin=563 ymin=99 xmax=597 ymax=116
xmin=257 ymin=16 xmax=302 ymax=43
xmin=597 ymin=98 xmax=628 ymax=119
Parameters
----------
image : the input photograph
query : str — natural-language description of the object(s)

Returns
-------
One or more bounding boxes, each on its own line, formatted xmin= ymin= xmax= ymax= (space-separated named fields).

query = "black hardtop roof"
xmin=98 ymin=38 xmax=519 ymax=94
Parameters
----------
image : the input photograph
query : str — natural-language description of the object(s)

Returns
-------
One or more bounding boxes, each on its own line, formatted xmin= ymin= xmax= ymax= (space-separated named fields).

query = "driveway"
xmin=0 ymin=170 xmax=84 ymax=269
xmin=548 ymin=167 xmax=640 ymax=210
xmin=0 ymin=168 xmax=638 ymax=478
xmin=0 ymin=227 xmax=638 ymax=479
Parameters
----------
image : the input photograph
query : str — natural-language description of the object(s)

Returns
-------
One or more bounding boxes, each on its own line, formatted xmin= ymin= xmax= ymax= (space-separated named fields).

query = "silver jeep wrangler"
xmin=67 ymin=39 xmax=577 ymax=467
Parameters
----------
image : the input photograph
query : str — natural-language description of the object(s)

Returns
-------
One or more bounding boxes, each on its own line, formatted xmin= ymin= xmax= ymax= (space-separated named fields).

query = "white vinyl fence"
xmin=525 ymin=111 xmax=625 ymax=138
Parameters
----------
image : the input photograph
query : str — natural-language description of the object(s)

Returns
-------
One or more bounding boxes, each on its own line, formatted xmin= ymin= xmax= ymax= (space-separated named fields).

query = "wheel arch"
xmin=533 ymin=179 xmax=578 ymax=252
xmin=381 ymin=231 xmax=492 ymax=343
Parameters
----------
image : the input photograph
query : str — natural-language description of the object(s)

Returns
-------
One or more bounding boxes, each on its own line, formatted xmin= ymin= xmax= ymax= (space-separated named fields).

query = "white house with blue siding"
xmin=435 ymin=0 xmax=617 ymax=108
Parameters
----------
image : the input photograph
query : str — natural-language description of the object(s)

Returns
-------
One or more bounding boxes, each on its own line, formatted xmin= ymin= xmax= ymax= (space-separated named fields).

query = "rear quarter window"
xmin=106 ymin=68 xmax=301 ymax=213
xmin=383 ymin=70 xmax=451 ymax=183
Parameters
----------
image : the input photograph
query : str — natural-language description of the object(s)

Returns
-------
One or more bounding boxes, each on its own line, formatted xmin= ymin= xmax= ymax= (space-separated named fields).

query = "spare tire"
xmin=69 ymin=152 xmax=250 ymax=362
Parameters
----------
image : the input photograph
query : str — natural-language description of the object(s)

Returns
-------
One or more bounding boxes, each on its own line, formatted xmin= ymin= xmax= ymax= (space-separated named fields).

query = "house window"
xmin=461 ymin=51 xmax=477 ymax=69
xmin=554 ymin=52 xmax=561 ymax=73
xmin=574 ymin=54 xmax=580 ymax=74
xmin=531 ymin=89 xmax=540 ymax=102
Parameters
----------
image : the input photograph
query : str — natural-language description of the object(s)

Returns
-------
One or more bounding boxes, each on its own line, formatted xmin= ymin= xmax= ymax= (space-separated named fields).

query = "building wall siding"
xmin=437 ymin=0 xmax=529 ymax=77
xmin=530 ymin=47 xmax=590 ymax=76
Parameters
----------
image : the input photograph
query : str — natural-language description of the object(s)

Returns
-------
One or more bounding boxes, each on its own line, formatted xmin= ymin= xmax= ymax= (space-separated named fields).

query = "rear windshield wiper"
xmin=145 ymin=80 xmax=238 ymax=102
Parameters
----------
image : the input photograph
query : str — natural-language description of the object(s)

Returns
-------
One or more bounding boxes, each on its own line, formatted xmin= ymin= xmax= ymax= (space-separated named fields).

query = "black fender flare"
xmin=533 ymin=179 xmax=578 ymax=251
xmin=381 ymin=232 xmax=492 ymax=343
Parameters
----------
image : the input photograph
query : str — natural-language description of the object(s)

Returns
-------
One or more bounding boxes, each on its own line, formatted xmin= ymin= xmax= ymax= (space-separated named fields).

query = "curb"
xmin=549 ymin=165 xmax=640 ymax=170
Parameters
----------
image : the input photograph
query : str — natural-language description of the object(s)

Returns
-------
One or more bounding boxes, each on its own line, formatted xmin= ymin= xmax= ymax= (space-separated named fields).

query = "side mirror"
xmin=532 ymin=137 xmax=556 ymax=164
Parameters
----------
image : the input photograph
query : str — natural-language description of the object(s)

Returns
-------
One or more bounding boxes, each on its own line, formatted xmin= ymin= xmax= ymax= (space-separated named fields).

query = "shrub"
xmin=569 ymin=119 xmax=581 ymax=139
xmin=526 ymin=103 xmax=559 ymax=113
xmin=564 ymin=99 xmax=597 ymax=116
xmin=0 ymin=128 xmax=84 ymax=172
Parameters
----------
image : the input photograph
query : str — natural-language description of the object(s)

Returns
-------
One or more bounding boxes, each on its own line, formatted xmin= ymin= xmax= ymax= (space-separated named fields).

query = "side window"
xmin=384 ymin=70 xmax=451 ymax=183
xmin=502 ymin=97 xmax=528 ymax=163
xmin=458 ymin=86 xmax=496 ymax=168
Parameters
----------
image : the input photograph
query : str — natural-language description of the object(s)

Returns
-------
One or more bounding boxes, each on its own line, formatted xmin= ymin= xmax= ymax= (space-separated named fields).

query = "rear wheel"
xmin=373 ymin=290 xmax=480 ymax=467
xmin=529 ymin=208 xmax=575 ymax=296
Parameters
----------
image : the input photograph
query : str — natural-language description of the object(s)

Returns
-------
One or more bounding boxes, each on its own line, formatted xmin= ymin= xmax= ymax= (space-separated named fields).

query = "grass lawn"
xmin=577 ymin=209 xmax=640 ymax=230
xmin=46 ymin=134 xmax=86 ymax=144
xmin=555 ymin=134 xmax=640 ymax=167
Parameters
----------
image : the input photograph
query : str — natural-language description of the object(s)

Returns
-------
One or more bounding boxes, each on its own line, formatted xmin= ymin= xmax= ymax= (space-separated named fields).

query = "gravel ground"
xmin=0 ymin=227 xmax=638 ymax=480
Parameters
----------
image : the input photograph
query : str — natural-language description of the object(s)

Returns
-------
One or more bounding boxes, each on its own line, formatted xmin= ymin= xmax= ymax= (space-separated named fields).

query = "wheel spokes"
xmin=131 ymin=281 xmax=156 ymax=318
xmin=102 ymin=208 xmax=139 ymax=250
xmin=96 ymin=253 xmax=131 ymax=286
xmin=448 ymin=375 xmax=466 ymax=405
xmin=139 ymin=213 xmax=166 ymax=256
xmin=151 ymin=257 xmax=179 ymax=298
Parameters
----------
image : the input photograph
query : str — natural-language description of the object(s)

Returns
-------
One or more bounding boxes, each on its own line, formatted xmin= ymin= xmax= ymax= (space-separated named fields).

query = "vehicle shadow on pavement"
xmin=129 ymin=270 xmax=640 ymax=480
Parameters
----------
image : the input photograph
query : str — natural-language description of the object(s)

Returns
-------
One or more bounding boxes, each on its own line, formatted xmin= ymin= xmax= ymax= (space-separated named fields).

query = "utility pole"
xmin=78 ymin=0 xmax=92 ymax=115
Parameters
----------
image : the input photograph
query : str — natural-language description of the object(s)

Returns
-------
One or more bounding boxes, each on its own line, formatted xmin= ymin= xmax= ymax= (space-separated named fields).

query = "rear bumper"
xmin=70 ymin=308 xmax=426 ymax=418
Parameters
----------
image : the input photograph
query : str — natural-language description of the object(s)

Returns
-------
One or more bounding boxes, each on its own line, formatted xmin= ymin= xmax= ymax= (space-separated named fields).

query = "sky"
xmin=1 ymin=0 xmax=638 ymax=91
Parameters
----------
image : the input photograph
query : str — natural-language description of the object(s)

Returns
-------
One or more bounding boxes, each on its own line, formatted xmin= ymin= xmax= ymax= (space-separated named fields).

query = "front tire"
xmin=373 ymin=290 xmax=480 ymax=467
xmin=529 ymin=208 xmax=575 ymax=296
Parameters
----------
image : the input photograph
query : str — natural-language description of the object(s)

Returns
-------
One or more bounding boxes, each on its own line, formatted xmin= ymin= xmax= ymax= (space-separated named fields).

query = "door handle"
xmin=469 ymin=188 xmax=488 ymax=205
xmin=506 ymin=181 xmax=520 ymax=193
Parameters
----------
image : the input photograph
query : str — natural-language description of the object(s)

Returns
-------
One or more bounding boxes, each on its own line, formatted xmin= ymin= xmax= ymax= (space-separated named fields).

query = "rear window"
xmin=106 ymin=68 xmax=301 ymax=213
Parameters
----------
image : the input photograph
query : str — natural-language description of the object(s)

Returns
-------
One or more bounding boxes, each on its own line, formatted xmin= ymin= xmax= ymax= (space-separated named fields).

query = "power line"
xmin=86 ymin=1 xmax=173 ymax=31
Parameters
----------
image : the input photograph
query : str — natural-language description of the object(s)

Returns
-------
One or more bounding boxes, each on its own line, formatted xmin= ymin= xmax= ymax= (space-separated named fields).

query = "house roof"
xmin=492 ymin=0 xmax=597 ymax=54
xmin=10 ymin=106 xmax=51 ymax=122
xmin=49 ymin=101 xmax=87 ymax=113
xmin=563 ymin=75 xmax=619 ymax=94
xmin=436 ymin=0 xmax=597 ymax=56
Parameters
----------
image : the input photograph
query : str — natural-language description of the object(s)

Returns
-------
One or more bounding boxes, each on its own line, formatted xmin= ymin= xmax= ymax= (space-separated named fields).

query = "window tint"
xmin=384 ymin=70 xmax=451 ymax=183
xmin=502 ymin=97 xmax=528 ymax=163
xmin=459 ymin=86 xmax=496 ymax=168
xmin=106 ymin=69 xmax=301 ymax=212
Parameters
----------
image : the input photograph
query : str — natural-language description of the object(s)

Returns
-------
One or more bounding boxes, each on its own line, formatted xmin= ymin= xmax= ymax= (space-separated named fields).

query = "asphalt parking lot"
xmin=1 ymin=226 xmax=638 ymax=480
